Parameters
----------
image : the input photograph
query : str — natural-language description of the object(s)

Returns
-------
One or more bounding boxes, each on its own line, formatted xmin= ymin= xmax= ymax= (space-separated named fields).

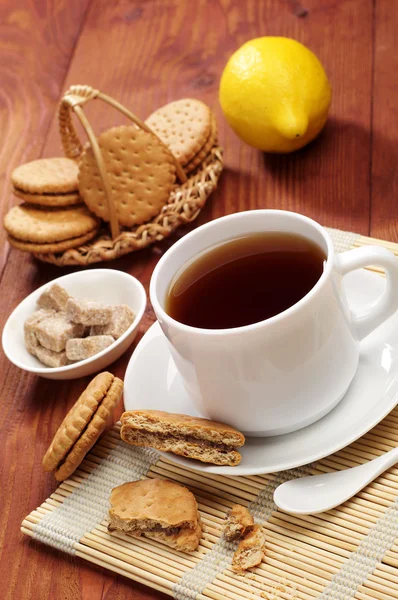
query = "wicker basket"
xmin=35 ymin=85 xmax=223 ymax=266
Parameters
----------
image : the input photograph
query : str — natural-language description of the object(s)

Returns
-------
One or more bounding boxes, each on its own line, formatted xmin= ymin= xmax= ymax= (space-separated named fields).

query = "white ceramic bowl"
xmin=2 ymin=269 xmax=147 ymax=380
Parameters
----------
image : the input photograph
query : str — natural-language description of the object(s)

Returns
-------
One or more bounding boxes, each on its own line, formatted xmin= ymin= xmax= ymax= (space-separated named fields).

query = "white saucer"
xmin=124 ymin=269 xmax=398 ymax=475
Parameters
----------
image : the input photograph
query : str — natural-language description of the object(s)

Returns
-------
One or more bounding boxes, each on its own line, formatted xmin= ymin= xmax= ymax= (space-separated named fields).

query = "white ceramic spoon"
xmin=273 ymin=447 xmax=398 ymax=515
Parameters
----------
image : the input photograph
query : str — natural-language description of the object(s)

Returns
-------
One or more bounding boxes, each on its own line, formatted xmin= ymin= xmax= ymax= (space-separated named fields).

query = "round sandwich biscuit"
xmin=145 ymin=99 xmax=212 ymax=166
xmin=54 ymin=376 xmax=123 ymax=481
xmin=42 ymin=372 xmax=123 ymax=481
xmin=8 ymin=229 xmax=99 ymax=254
xmin=11 ymin=157 xmax=79 ymax=194
xmin=78 ymin=125 xmax=176 ymax=228
xmin=4 ymin=204 xmax=99 ymax=243
xmin=13 ymin=188 xmax=82 ymax=207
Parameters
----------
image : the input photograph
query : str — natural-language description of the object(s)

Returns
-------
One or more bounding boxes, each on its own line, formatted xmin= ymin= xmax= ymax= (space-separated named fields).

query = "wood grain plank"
xmin=1 ymin=1 xmax=377 ymax=599
xmin=369 ymin=0 xmax=398 ymax=241
xmin=0 ymin=0 xmax=91 ymax=276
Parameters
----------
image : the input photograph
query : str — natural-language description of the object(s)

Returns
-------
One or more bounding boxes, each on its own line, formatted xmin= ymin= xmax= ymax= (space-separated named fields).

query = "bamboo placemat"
xmin=22 ymin=228 xmax=398 ymax=600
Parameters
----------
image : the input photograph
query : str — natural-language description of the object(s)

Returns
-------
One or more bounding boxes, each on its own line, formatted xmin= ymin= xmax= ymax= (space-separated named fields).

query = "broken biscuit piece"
xmin=90 ymin=304 xmax=135 ymax=339
xmin=37 ymin=283 xmax=70 ymax=312
xmin=66 ymin=335 xmax=115 ymax=361
xmin=224 ymin=504 xmax=254 ymax=542
xmin=66 ymin=297 xmax=113 ymax=326
xmin=108 ymin=478 xmax=201 ymax=552
xmin=120 ymin=410 xmax=245 ymax=466
xmin=232 ymin=525 xmax=266 ymax=572
xmin=35 ymin=313 xmax=84 ymax=352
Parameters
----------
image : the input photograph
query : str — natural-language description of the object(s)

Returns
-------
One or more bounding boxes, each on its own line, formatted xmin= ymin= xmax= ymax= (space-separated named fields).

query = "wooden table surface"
xmin=1 ymin=1 xmax=397 ymax=598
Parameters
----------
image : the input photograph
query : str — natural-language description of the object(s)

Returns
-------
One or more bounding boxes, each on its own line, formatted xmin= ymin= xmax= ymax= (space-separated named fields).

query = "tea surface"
xmin=166 ymin=232 xmax=326 ymax=329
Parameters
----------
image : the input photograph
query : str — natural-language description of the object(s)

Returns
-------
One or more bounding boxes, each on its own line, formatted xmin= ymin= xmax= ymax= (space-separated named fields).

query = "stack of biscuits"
xmin=76 ymin=98 xmax=218 ymax=229
xmin=145 ymin=98 xmax=218 ymax=176
xmin=3 ymin=97 xmax=219 ymax=260
xmin=4 ymin=158 xmax=100 ymax=254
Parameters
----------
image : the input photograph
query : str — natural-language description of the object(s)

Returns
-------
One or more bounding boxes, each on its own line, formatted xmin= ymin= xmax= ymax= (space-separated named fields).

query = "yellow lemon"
xmin=219 ymin=37 xmax=331 ymax=153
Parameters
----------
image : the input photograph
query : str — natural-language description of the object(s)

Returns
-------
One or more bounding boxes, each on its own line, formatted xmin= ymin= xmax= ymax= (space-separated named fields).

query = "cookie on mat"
xmin=78 ymin=125 xmax=176 ymax=228
xmin=42 ymin=372 xmax=123 ymax=481
xmin=108 ymin=478 xmax=201 ymax=552
xmin=120 ymin=409 xmax=245 ymax=466
xmin=145 ymin=99 xmax=212 ymax=166
xmin=11 ymin=157 xmax=81 ymax=207
xmin=4 ymin=204 xmax=99 ymax=243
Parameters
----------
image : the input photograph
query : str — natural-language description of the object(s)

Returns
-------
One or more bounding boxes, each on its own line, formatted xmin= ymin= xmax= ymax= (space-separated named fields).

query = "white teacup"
xmin=150 ymin=210 xmax=398 ymax=436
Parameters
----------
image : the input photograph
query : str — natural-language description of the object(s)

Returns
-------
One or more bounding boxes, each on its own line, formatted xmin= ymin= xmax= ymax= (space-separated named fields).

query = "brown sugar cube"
xmin=37 ymin=283 xmax=69 ymax=312
xmin=224 ymin=505 xmax=254 ymax=542
xmin=66 ymin=297 xmax=113 ymax=326
xmin=232 ymin=525 xmax=266 ymax=572
xmin=90 ymin=305 xmax=135 ymax=339
xmin=24 ymin=308 xmax=56 ymax=352
xmin=25 ymin=333 xmax=37 ymax=354
xmin=65 ymin=335 xmax=115 ymax=361
xmin=35 ymin=313 xmax=85 ymax=352
xmin=34 ymin=345 xmax=68 ymax=368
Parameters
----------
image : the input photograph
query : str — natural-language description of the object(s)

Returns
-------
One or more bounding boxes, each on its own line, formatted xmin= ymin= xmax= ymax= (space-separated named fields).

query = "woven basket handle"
xmin=59 ymin=85 xmax=187 ymax=240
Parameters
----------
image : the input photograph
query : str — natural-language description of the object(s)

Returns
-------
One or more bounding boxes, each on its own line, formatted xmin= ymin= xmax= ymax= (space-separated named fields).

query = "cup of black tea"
xmin=150 ymin=210 xmax=398 ymax=436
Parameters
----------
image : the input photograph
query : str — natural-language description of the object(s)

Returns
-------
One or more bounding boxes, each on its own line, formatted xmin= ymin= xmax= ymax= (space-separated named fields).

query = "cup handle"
xmin=334 ymin=245 xmax=398 ymax=340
